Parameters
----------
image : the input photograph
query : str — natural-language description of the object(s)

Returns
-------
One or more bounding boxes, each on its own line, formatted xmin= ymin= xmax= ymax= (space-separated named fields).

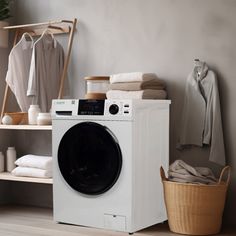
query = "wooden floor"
xmin=0 ymin=205 xmax=235 ymax=236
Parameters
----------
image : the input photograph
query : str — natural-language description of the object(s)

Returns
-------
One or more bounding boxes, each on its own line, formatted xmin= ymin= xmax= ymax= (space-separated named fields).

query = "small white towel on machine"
xmin=110 ymin=72 xmax=158 ymax=84
xmin=15 ymin=154 xmax=52 ymax=170
xmin=106 ymin=89 xmax=167 ymax=99
xmin=12 ymin=167 xmax=52 ymax=178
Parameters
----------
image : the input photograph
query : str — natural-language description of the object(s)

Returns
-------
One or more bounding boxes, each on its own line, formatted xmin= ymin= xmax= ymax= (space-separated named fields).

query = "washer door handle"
xmin=104 ymin=126 xmax=119 ymax=144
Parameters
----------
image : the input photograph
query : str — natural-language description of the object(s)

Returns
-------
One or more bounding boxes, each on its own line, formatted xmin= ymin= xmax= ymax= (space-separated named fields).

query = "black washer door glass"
xmin=58 ymin=122 xmax=122 ymax=195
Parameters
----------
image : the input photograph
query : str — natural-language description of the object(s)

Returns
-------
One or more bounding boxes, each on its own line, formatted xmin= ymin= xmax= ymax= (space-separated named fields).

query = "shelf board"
xmin=0 ymin=125 xmax=52 ymax=130
xmin=0 ymin=172 xmax=53 ymax=184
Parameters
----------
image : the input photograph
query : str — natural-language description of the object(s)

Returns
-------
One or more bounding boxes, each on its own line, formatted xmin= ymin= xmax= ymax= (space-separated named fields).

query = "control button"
xmin=109 ymin=104 xmax=119 ymax=115
xmin=124 ymin=111 xmax=129 ymax=114
xmin=124 ymin=104 xmax=129 ymax=108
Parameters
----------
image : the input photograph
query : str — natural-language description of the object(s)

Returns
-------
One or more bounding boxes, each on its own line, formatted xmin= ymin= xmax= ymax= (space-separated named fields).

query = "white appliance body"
xmin=52 ymin=99 xmax=170 ymax=233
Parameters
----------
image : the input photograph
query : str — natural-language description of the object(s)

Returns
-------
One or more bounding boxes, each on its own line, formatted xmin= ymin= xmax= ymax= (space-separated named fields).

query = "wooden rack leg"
xmin=0 ymin=85 xmax=10 ymax=121
xmin=0 ymin=30 xmax=20 ymax=122
xmin=58 ymin=18 xmax=77 ymax=99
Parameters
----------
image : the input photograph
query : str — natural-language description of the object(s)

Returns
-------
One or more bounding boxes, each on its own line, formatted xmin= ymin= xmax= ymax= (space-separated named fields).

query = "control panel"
xmin=52 ymin=99 xmax=132 ymax=117
xmin=104 ymin=100 xmax=132 ymax=116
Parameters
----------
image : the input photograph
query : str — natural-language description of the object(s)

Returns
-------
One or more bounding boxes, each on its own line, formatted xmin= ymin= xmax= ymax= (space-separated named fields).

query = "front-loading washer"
xmin=52 ymin=99 xmax=170 ymax=233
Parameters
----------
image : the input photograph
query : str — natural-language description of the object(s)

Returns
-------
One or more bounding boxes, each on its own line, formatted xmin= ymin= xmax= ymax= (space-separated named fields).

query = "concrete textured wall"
xmin=1 ymin=0 xmax=235 ymax=225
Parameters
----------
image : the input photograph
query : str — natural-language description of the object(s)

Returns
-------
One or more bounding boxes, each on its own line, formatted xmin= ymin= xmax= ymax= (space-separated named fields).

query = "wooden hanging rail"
xmin=4 ymin=20 xmax=74 ymax=29
xmin=3 ymin=19 xmax=75 ymax=36
xmin=0 ymin=18 xmax=77 ymax=122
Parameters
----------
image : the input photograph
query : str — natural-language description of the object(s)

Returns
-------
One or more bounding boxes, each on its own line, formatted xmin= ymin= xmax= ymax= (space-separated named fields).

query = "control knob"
xmin=109 ymin=104 xmax=119 ymax=115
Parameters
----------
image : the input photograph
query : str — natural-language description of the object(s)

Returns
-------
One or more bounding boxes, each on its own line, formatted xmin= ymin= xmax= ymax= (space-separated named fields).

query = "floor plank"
xmin=0 ymin=205 xmax=235 ymax=236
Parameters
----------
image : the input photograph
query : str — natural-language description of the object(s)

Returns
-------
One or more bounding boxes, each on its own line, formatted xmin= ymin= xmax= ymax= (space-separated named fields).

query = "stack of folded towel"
xmin=106 ymin=72 xmax=167 ymax=99
xmin=12 ymin=154 xmax=52 ymax=178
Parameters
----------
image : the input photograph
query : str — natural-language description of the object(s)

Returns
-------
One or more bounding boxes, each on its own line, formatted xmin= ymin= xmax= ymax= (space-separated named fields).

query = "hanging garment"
xmin=179 ymin=61 xmax=226 ymax=166
xmin=5 ymin=33 xmax=34 ymax=112
xmin=27 ymin=33 xmax=65 ymax=112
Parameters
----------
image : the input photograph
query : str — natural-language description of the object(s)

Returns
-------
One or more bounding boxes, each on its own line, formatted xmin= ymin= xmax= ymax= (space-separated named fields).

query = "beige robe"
xmin=179 ymin=62 xmax=225 ymax=166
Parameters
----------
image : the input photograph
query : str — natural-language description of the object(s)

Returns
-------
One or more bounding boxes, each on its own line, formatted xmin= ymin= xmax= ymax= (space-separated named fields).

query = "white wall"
xmin=1 ymin=0 xmax=235 ymax=225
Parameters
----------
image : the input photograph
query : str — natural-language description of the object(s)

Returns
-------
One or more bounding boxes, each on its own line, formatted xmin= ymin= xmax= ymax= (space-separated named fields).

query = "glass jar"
xmin=84 ymin=76 xmax=110 ymax=100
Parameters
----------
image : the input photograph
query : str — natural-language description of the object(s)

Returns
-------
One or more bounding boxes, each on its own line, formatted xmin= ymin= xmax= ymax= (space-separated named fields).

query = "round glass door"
xmin=58 ymin=122 xmax=122 ymax=195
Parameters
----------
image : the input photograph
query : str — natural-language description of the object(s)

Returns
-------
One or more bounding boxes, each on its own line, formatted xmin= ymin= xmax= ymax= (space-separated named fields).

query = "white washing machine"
xmin=52 ymin=99 xmax=170 ymax=233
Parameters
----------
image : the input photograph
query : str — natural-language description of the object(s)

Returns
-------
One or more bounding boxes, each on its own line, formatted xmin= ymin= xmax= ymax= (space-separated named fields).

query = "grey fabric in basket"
xmin=168 ymin=160 xmax=217 ymax=184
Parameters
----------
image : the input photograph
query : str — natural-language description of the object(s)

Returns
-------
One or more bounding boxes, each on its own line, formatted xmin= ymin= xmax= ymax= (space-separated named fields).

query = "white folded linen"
xmin=15 ymin=155 xmax=52 ymax=170
xmin=106 ymin=89 xmax=167 ymax=99
xmin=12 ymin=167 xmax=52 ymax=178
xmin=110 ymin=72 xmax=157 ymax=84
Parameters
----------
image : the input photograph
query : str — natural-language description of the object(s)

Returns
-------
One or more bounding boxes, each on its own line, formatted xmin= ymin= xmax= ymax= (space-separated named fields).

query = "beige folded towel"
xmin=168 ymin=160 xmax=217 ymax=184
xmin=110 ymin=72 xmax=158 ymax=84
xmin=109 ymin=79 xmax=165 ymax=91
xmin=106 ymin=89 xmax=167 ymax=99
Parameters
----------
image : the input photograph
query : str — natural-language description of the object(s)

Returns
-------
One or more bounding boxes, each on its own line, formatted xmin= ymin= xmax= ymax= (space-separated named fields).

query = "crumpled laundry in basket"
xmin=168 ymin=160 xmax=217 ymax=184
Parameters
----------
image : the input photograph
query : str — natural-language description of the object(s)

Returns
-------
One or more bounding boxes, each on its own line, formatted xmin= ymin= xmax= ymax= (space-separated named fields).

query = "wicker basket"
xmin=4 ymin=112 xmax=28 ymax=125
xmin=160 ymin=166 xmax=230 ymax=235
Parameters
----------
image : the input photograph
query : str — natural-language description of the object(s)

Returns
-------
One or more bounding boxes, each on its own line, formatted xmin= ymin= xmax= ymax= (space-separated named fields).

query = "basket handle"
xmin=218 ymin=165 xmax=231 ymax=186
xmin=160 ymin=166 xmax=167 ymax=181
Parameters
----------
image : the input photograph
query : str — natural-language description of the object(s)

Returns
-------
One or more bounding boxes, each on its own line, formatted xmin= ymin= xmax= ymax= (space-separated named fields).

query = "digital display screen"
xmin=78 ymin=100 xmax=105 ymax=115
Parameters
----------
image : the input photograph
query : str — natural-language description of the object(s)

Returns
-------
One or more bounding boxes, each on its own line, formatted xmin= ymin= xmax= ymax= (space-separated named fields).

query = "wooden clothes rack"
xmin=0 ymin=18 xmax=77 ymax=120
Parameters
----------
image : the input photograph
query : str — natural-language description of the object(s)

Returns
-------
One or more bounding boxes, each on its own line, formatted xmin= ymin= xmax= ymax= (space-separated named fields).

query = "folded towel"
xmin=168 ymin=160 xmax=217 ymax=184
xmin=106 ymin=89 xmax=167 ymax=99
xmin=15 ymin=155 xmax=52 ymax=170
xmin=110 ymin=72 xmax=158 ymax=84
xmin=109 ymin=79 xmax=165 ymax=91
xmin=12 ymin=167 xmax=52 ymax=178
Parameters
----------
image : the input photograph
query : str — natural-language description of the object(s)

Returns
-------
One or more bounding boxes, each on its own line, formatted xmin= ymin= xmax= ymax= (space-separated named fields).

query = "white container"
xmin=37 ymin=113 xmax=52 ymax=125
xmin=6 ymin=147 xmax=16 ymax=172
xmin=28 ymin=105 xmax=41 ymax=125
xmin=0 ymin=152 xmax=4 ymax=172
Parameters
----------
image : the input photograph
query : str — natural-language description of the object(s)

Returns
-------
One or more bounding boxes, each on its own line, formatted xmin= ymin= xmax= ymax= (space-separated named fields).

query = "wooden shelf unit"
xmin=0 ymin=124 xmax=52 ymax=130
xmin=0 ymin=172 xmax=53 ymax=184
xmin=0 ymin=19 xmax=77 ymax=187
xmin=0 ymin=124 xmax=52 ymax=183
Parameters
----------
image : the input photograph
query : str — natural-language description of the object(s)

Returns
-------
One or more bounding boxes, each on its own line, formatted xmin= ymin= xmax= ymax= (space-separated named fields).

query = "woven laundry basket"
xmin=160 ymin=166 xmax=230 ymax=235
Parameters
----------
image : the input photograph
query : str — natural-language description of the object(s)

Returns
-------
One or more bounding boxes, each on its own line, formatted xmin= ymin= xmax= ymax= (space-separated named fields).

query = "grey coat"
xmin=179 ymin=62 xmax=226 ymax=166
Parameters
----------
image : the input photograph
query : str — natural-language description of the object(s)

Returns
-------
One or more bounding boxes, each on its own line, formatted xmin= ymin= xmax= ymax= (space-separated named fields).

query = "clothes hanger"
xmin=193 ymin=59 xmax=204 ymax=77
xmin=34 ymin=28 xmax=56 ymax=47
xmin=12 ymin=32 xmax=34 ymax=49
xmin=41 ymin=28 xmax=55 ymax=39
xmin=194 ymin=58 xmax=203 ymax=67
xmin=48 ymin=24 xmax=63 ymax=31
xmin=22 ymin=32 xmax=34 ymax=42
